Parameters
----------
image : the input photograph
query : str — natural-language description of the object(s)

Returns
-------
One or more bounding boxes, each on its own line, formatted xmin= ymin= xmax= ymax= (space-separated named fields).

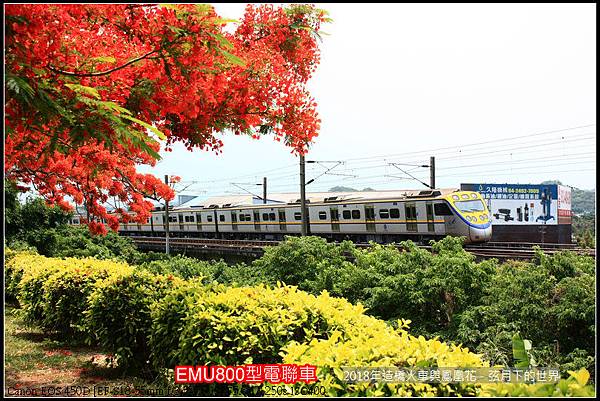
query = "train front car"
xmin=443 ymin=191 xmax=492 ymax=243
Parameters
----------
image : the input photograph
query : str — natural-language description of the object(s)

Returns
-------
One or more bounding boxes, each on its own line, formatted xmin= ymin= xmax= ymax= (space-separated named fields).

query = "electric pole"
xmin=263 ymin=176 xmax=267 ymax=204
xmin=430 ymin=156 xmax=436 ymax=189
xmin=300 ymin=154 xmax=307 ymax=236
xmin=164 ymin=174 xmax=170 ymax=255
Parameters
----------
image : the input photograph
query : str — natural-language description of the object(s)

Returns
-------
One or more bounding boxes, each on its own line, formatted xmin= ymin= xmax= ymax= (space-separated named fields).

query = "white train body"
xmin=93 ymin=188 xmax=492 ymax=244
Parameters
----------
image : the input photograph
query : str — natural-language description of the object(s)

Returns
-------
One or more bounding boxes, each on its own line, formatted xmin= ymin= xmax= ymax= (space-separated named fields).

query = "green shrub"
xmin=251 ymin=236 xmax=355 ymax=292
xmin=334 ymin=237 xmax=496 ymax=339
xmin=138 ymin=254 xmax=228 ymax=281
xmin=151 ymin=284 xmax=333 ymax=369
xmin=4 ymin=248 xmax=37 ymax=302
xmin=456 ymin=254 xmax=596 ymax=378
xmin=152 ymin=284 xmax=489 ymax=396
xmin=17 ymin=255 xmax=67 ymax=325
xmin=3 ymin=251 xmax=595 ymax=397
xmin=480 ymin=369 xmax=595 ymax=397
xmin=149 ymin=279 xmax=225 ymax=370
xmin=40 ymin=258 xmax=132 ymax=336
xmin=52 ymin=226 xmax=141 ymax=263
xmin=84 ymin=270 xmax=184 ymax=372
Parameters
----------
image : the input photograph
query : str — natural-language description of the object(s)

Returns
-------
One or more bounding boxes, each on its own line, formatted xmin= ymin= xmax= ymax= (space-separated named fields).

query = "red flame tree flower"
xmin=5 ymin=3 xmax=330 ymax=234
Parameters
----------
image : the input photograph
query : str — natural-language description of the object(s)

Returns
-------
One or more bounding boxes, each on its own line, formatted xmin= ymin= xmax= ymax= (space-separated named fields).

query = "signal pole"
xmin=263 ymin=176 xmax=267 ymax=204
xmin=300 ymin=154 xmax=307 ymax=236
xmin=430 ymin=156 xmax=436 ymax=189
xmin=164 ymin=174 xmax=170 ymax=255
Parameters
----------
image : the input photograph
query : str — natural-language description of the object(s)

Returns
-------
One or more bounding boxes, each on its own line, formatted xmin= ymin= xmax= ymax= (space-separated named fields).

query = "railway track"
xmin=129 ymin=236 xmax=595 ymax=260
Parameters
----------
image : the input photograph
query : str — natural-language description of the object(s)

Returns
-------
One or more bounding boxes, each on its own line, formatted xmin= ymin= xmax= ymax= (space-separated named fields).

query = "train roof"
xmin=172 ymin=188 xmax=461 ymax=210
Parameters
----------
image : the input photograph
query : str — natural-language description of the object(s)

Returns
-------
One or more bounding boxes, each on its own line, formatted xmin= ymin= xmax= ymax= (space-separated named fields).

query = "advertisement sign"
xmin=460 ymin=183 xmax=564 ymax=226
xmin=557 ymin=185 xmax=572 ymax=224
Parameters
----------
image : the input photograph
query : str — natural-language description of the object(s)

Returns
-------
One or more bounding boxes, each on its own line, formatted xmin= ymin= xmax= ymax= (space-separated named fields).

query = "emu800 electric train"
xmin=71 ymin=188 xmax=492 ymax=244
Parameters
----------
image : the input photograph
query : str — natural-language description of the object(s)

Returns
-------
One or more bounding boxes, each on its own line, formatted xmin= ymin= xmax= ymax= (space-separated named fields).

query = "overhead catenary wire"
xmin=170 ymin=127 xmax=595 ymax=186
xmin=166 ymin=125 xmax=595 ymax=197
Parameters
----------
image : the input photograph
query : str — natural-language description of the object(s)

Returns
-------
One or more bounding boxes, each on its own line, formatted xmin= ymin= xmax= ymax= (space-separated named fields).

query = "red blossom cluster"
xmin=5 ymin=4 xmax=328 ymax=234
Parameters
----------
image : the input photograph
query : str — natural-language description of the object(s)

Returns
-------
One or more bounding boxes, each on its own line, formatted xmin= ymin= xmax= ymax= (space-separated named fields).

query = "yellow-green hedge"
xmin=4 ymin=250 xmax=594 ymax=397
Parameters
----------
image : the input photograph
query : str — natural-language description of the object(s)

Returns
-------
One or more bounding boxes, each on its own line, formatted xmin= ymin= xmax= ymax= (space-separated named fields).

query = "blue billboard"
xmin=461 ymin=183 xmax=563 ymax=225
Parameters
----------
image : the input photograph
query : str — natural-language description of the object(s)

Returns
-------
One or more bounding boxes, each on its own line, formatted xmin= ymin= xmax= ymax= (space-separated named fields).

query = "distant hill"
xmin=329 ymin=186 xmax=375 ymax=192
xmin=540 ymin=180 xmax=595 ymax=214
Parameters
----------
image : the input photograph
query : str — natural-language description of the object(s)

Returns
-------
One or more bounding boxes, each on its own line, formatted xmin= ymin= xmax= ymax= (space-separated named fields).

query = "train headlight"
xmin=471 ymin=193 xmax=478 ymax=199
xmin=480 ymin=215 xmax=486 ymax=221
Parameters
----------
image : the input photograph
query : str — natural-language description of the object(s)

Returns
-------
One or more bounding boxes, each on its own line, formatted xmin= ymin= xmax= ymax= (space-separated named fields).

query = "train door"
xmin=196 ymin=213 xmax=202 ymax=232
xmin=365 ymin=204 xmax=376 ymax=232
xmin=405 ymin=203 xmax=417 ymax=232
xmin=178 ymin=214 xmax=184 ymax=231
xmin=330 ymin=207 xmax=340 ymax=232
xmin=278 ymin=209 xmax=287 ymax=231
xmin=426 ymin=202 xmax=434 ymax=232
xmin=253 ymin=211 xmax=261 ymax=231
xmin=213 ymin=209 xmax=219 ymax=237
xmin=231 ymin=211 xmax=238 ymax=231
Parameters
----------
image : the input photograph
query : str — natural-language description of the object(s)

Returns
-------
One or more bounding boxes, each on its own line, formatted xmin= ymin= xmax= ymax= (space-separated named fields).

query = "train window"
xmin=178 ymin=215 xmax=184 ymax=223
xmin=390 ymin=208 xmax=400 ymax=218
xmin=294 ymin=212 xmax=302 ymax=220
xmin=318 ymin=211 xmax=327 ymax=220
xmin=190 ymin=215 xmax=195 ymax=223
xmin=269 ymin=212 xmax=276 ymax=221
xmin=434 ymin=203 xmax=453 ymax=216
xmin=207 ymin=215 xmax=213 ymax=222
xmin=184 ymin=216 xmax=190 ymax=222
xmin=262 ymin=213 xmax=269 ymax=221
xmin=246 ymin=214 xmax=251 ymax=221
xmin=342 ymin=210 xmax=351 ymax=219
xmin=169 ymin=216 xmax=177 ymax=222
xmin=379 ymin=209 xmax=389 ymax=219
xmin=352 ymin=210 xmax=361 ymax=219
xmin=219 ymin=214 xmax=225 ymax=222
xmin=239 ymin=214 xmax=245 ymax=222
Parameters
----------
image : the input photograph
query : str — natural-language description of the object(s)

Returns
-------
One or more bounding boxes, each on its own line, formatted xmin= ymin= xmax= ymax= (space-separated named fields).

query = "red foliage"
xmin=5 ymin=4 xmax=327 ymax=233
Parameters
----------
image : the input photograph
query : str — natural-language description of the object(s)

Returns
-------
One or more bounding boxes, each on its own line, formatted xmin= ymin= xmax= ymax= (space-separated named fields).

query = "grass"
xmin=4 ymin=304 xmax=162 ymax=397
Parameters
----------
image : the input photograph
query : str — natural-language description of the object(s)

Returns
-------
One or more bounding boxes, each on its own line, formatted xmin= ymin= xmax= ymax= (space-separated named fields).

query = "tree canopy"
xmin=5 ymin=3 xmax=330 ymax=234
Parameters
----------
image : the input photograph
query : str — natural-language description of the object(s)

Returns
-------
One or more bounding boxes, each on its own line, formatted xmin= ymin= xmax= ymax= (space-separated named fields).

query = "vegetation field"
xmin=3 ymin=188 xmax=596 ymax=397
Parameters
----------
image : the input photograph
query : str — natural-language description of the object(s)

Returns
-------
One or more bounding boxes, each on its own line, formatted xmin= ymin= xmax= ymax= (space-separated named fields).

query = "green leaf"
xmin=65 ymin=84 xmax=101 ymax=100
xmin=212 ymin=17 xmax=238 ymax=25
xmin=6 ymin=74 xmax=35 ymax=100
xmin=218 ymin=49 xmax=246 ymax=67
xmin=120 ymin=114 xmax=166 ymax=140
xmin=194 ymin=4 xmax=213 ymax=15
xmin=97 ymin=100 xmax=133 ymax=116
xmin=512 ymin=332 xmax=530 ymax=368
xmin=290 ymin=23 xmax=313 ymax=32
xmin=160 ymin=4 xmax=180 ymax=10
xmin=92 ymin=56 xmax=116 ymax=63
xmin=209 ymin=33 xmax=234 ymax=50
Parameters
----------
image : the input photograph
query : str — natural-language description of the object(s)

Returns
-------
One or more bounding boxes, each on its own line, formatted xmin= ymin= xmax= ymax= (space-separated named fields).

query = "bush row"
xmin=243 ymin=236 xmax=596 ymax=377
xmin=4 ymin=250 xmax=594 ymax=396
xmin=93 ymin=235 xmax=595 ymax=379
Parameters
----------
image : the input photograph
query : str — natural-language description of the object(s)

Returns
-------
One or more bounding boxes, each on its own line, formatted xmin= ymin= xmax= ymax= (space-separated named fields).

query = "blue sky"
xmin=138 ymin=3 xmax=596 ymax=198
